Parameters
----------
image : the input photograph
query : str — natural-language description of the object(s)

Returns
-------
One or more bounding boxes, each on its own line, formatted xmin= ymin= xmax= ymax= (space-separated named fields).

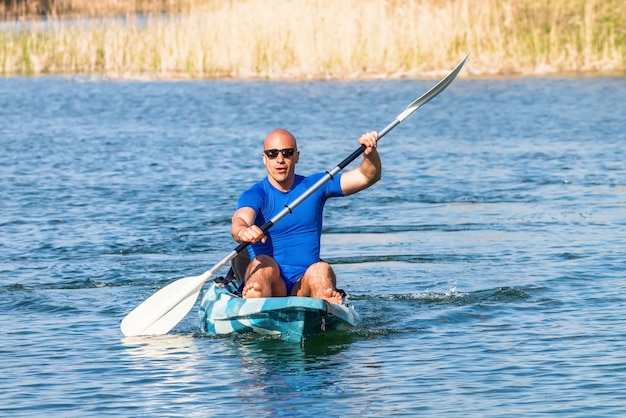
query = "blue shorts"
xmin=280 ymin=264 xmax=307 ymax=294
xmin=235 ymin=259 xmax=308 ymax=296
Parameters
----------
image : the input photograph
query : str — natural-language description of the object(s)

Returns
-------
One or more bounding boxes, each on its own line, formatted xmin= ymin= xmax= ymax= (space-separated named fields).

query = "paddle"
xmin=120 ymin=51 xmax=470 ymax=337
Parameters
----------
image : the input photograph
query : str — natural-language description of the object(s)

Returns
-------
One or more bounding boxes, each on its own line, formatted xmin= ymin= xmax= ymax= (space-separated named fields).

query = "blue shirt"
xmin=236 ymin=172 xmax=344 ymax=288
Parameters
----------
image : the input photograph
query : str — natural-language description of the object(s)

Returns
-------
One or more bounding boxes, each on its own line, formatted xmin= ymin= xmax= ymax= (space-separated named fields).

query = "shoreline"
xmin=7 ymin=65 xmax=623 ymax=81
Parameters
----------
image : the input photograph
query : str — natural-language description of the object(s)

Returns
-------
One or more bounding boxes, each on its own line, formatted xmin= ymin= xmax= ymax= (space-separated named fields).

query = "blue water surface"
xmin=1 ymin=73 xmax=625 ymax=417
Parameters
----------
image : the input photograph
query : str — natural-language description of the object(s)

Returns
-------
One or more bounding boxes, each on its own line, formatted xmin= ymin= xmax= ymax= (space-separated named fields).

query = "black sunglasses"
xmin=263 ymin=148 xmax=297 ymax=159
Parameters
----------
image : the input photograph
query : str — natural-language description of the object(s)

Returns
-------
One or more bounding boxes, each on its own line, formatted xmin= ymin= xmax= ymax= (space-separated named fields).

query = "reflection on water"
xmin=120 ymin=334 xmax=209 ymax=408
xmin=122 ymin=334 xmax=201 ymax=361
xmin=222 ymin=335 xmax=357 ymax=414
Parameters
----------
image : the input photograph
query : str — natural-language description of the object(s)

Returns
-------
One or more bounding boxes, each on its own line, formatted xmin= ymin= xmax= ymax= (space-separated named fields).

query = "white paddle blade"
xmin=397 ymin=51 xmax=470 ymax=122
xmin=120 ymin=274 xmax=207 ymax=337
xmin=138 ymin=288 xmax=201 ymax=336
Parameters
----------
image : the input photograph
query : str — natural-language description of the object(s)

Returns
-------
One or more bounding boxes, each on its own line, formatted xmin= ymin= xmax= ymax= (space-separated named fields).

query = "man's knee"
xmin=306 ymin=261 xmax=336 ymax=280
xmin=252 ymin=254 xmax=277 ymax=268
xmin=246 ymin=255 xmax=279 ymax=277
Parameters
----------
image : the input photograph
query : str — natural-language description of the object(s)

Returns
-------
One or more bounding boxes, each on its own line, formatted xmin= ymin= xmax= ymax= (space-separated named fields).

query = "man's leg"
xmin=242 ymin=255 xmax=287 ymax=298
xmin=292 ymin=261 xmax=342 ymax=304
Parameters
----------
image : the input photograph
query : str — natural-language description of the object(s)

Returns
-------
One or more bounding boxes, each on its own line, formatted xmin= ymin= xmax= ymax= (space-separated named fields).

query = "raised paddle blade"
xmin=373 ymin=51 xmax=470 ymax=141
xmin=397 ymin=51 xmax=470 ymax=122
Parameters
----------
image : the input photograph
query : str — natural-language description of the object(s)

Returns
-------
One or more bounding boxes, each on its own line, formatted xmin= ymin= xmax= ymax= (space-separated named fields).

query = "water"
xmin=1 ymin=74 xmax=625 ymax=417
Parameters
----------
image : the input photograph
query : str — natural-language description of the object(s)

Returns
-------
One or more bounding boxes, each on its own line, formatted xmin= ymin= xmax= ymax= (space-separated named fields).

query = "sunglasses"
xmin=263 ymin=148 xmax=297 ymax=159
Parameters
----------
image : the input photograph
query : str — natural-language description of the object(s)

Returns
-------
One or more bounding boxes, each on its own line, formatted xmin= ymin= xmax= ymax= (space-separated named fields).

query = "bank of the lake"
xmin=1 ymin=0 xmax=624 ymax=79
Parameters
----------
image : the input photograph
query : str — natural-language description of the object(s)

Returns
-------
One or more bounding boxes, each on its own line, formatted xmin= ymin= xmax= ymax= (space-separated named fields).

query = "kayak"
xmin=198 ymin=275 xmax=360 ymax=342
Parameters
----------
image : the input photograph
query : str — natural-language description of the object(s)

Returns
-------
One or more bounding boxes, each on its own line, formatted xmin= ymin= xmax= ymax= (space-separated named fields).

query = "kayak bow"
xmin=198 ymin=277 xmax=360 ymax=342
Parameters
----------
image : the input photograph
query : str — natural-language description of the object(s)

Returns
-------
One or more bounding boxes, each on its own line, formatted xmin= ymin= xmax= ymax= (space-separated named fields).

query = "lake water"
xmin=1 ymin=73 xmax=625 ymax=417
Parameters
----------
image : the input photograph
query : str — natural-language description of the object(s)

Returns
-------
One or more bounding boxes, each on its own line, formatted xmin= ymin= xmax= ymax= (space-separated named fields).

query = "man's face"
xmin=263 ymin=131 xmax=300 ymax=190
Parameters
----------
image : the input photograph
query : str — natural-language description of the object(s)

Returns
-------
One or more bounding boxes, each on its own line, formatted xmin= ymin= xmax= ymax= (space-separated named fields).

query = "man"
xmin=231 ymin=128 xmax=381 ymax=304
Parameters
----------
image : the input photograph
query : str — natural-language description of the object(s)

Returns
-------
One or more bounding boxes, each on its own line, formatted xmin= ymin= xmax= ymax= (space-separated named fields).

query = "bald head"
xmin=264 ymin=128 xmax=298 ymax=150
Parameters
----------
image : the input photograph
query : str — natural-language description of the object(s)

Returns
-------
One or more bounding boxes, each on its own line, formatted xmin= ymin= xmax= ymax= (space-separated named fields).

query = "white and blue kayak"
xmin=198 ymin=276 xmax=360 ymax=342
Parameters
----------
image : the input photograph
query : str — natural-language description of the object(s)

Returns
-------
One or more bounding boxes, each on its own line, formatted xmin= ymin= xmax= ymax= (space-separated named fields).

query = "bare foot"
xmin=242 ymin=282 xmax=263 ymax=298
xmin=323 ymin=288 xmax=343 ymax=305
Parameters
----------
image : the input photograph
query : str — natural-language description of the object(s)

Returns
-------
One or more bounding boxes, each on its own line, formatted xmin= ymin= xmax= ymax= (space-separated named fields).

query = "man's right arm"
xmin=231 ymin=207 xmax=266 ymax=244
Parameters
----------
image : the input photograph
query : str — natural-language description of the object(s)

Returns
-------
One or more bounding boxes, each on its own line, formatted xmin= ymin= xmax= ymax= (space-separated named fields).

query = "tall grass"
xmin=1 ymin=0 xmax=624 ymax=78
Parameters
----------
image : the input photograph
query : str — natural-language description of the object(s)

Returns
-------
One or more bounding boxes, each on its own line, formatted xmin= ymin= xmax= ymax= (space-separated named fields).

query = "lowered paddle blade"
xmin=120 ymin=274 xmax=208 ymax=337
xmin=139 ymin=288 xmax=201 ymax=336
xmin=120 ymin=249 xmax=239 ymax=337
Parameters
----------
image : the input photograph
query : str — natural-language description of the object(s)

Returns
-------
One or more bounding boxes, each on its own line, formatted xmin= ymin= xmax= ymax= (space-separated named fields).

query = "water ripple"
xmin=1 ymin=76 xmax=625 ymax=417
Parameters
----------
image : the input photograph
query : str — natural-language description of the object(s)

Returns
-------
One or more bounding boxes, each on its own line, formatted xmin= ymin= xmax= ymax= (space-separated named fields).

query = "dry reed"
xmin=0 ymin=0 xmax=196 ymax=16
xmin=1 ymin=0 xmax=624 ymax=79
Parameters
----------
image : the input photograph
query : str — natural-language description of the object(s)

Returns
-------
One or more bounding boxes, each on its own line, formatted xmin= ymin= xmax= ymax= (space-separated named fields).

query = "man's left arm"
xmin=340 ymin=131 xmax=381 ymax=196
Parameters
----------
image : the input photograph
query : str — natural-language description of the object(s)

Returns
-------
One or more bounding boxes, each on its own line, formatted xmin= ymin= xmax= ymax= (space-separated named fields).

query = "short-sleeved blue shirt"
xmin=236 ymin=172 xmax=344 ymax=291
